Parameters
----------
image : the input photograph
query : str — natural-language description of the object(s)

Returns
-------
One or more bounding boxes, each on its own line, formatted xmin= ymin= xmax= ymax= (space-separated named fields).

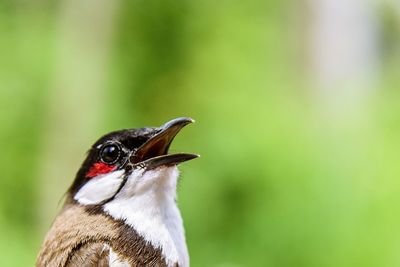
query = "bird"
xmin=36 ymin=117 xmax=199 ymax=267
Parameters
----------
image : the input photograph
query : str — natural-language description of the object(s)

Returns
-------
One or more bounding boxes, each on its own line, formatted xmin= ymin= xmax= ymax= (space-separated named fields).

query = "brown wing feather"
xmin=36 ymin=204 xmax=115 ymax=267
xmin=66 ymin=242 xmax=109 ymax=267
xmin=36 ymin=203 xmax=170 ymax=267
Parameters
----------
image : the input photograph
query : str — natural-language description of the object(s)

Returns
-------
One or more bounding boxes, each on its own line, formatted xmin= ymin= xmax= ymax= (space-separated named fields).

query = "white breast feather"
xmin=109 ymin=246 xmax=131 ymax=267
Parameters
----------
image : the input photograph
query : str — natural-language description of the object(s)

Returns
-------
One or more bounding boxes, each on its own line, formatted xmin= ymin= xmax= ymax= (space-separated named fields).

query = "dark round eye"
xmin=100 ymin=144 xmax=121 ymax=164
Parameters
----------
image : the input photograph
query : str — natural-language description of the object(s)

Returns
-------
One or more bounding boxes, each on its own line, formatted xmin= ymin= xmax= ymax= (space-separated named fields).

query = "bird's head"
xmin=68 ymin=117 xmax=198 ymax=206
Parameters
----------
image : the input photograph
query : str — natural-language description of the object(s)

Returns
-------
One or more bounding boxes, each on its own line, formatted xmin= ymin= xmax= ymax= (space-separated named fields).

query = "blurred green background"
xmin=1 ymin=0 xmax=400 ymax=266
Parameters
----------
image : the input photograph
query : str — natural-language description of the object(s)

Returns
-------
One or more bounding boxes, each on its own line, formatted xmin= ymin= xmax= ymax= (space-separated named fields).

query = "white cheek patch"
xmin=74 ymin=170 xmax=125 ymax=205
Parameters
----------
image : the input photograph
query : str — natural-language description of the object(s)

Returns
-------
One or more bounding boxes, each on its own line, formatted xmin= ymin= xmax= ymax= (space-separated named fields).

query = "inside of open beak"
xmin=129 ymin=117 xmax=198 ymax=168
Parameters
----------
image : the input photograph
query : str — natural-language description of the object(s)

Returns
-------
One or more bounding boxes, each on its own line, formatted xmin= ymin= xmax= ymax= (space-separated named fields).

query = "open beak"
xmin=129 ymin=117 xmax=199 ymax=170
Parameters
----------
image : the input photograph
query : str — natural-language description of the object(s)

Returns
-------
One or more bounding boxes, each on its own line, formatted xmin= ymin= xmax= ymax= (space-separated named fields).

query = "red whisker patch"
xmin=86 ymin=162 xmax=117 ymax=178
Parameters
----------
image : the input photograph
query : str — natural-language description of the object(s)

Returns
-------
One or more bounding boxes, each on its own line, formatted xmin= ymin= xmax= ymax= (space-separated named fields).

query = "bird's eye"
xmin=100 ymin=144 xmax=121 ymax=164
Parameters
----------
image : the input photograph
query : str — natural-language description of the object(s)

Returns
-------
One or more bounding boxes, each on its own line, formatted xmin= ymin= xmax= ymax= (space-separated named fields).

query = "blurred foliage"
xmin=1 ymin=1 xmax=400 ymax=266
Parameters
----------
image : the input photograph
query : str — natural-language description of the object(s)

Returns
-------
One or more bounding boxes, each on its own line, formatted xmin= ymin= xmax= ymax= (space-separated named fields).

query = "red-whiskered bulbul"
xmin=36 ymin=117 xmax=198 ymax=267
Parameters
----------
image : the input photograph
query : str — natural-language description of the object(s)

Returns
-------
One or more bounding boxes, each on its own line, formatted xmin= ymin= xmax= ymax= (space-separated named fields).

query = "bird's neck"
xmin=103 ymin=168 xmax=189 ymax=267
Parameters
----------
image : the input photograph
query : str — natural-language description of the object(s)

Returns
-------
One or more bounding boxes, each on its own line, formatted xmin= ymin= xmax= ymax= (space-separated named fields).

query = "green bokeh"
xmin=1 ymin=1 xmax=400 ymax=266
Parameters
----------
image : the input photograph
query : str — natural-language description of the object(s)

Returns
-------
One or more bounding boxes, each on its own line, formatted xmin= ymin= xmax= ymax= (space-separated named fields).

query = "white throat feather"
xmin=103 ymin=167 xmax=189 ymax=267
